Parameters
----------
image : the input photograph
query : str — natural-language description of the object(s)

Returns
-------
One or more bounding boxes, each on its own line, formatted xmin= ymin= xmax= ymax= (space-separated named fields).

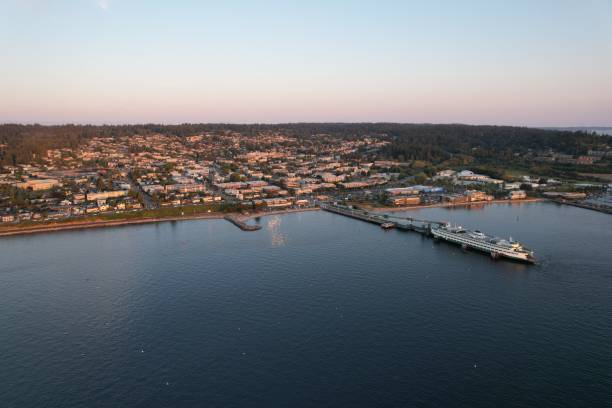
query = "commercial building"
xmin=164 ymin=184 xmax=206 ymax=193
xmin=86 ymin=190 xmax=129 ymax=201
xmin=385 ymin=187 xmax=420 ymax=196
xmin=17 ymin=179 xmax=61 ymax=191
xmin=387 ymin=195 xmax=421 ymax=206
xmin=262 ymin=198 xmax=291 ymax=208
xmin=339 ymin=181 xmax=370 ymax=189
xmin=508 ymin=190 xmax=527 ymax=200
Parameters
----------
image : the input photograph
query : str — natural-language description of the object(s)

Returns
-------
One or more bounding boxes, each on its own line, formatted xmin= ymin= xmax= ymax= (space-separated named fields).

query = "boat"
xmin=381 ymin=222 xmax=396 ymax=229
xmin=431 ymin=222 xmax=535 ymax=263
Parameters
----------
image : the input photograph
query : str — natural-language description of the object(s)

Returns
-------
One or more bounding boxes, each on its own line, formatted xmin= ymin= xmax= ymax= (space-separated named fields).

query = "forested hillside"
xmin=1 ymin=123 xmax=609 ymax=167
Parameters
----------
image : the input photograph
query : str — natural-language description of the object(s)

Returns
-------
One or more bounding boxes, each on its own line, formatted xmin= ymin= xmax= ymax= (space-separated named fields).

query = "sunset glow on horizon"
xmin=2 ymin=0 xmax=611 ymax=126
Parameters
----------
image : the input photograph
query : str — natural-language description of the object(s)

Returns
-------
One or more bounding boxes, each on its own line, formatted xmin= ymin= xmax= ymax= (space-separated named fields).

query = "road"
xmin=127 ymin=173 xmax=157 ymax=209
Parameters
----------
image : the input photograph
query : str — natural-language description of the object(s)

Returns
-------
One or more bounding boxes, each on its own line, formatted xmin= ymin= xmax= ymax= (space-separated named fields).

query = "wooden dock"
xmin=321 ymin=204 xmax=442 ymax=234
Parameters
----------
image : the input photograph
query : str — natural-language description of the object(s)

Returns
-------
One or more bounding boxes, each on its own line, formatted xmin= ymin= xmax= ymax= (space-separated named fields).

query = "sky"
xmin=1 ymin=0 xmax=611 ymax=126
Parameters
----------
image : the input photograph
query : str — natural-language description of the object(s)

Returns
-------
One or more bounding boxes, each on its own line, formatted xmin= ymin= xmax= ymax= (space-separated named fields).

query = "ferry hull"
xmin=431 ymin=228 xmax=535 ymax=264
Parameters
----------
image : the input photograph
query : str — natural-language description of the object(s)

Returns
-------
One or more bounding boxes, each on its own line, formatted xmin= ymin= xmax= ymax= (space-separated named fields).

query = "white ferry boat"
xmin=431 ymin=223 xmax=535 ymax=263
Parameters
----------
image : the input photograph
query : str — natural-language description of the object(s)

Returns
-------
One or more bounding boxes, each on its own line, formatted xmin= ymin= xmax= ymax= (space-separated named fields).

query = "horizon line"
xmin=2 ymin=122 xmax=612 ymax=129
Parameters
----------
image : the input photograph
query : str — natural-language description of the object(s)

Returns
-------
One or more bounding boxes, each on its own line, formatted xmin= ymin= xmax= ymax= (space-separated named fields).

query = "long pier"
xmin=321 ymin=204 xmax=443 ymax=234
xmin=550 ymin=198 xmax=612 ymax=215
xmin=321 ymin=204 xmax=536 ymax=263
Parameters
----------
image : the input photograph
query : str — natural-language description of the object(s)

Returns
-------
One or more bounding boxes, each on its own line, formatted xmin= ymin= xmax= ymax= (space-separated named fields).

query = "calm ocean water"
xmin=1 ymin=202 xmax=611 ymax=407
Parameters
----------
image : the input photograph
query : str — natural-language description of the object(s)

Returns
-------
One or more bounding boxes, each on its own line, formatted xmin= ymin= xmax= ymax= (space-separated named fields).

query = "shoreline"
xmin=366 ymin=198 xmax=545 ymax=213
xmin=0 ymin=207 xmax=321 ymax=238
xmin=0 ymin=200 xmax=549 ymax=238
xmin=0 ymin=201 xmax=548 ymax=238
xmin=240 ymin=207 xmax=320 ymax=221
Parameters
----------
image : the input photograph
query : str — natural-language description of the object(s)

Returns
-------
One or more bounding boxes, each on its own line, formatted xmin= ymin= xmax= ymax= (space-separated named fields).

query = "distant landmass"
xmin=542 ymin=127 xmax=612 ymax=136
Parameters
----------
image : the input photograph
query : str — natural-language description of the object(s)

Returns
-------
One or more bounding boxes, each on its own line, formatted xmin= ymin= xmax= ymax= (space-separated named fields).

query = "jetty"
xmin=224 ymin=215 xmax=262 ymax=231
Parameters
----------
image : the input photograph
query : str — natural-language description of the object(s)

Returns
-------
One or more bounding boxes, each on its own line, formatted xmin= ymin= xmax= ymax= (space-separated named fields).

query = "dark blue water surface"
xmin=1 ymin=202 xmax=611 ymax=407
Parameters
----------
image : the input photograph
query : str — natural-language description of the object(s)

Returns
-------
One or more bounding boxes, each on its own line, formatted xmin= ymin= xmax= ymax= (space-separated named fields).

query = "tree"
xmin=414 ymin=173 xmax=427 ymax=184
xmin=96 ymin=177 xmax=106 ymax=191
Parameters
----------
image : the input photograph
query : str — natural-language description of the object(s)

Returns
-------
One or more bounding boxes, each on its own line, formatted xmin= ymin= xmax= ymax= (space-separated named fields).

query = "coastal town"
xmin=4 ymin=2 xmax=612 ymax=407
xmin=0 ymin=130 xmax=611 ymax=230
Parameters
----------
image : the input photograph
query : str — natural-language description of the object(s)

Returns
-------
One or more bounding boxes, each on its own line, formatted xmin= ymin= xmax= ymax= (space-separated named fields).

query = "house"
xmin=214 ymin=182 xmax=247 ymax=190
xmin=465 ymin=190 xmax=493 ymax=202
xmin=319 ymin=173 xmax=344 ymax=183
xmin=247 ymin=180 xmax=268 ymax=188
xmin=504 ymin=182 xmax=522 ymax=190
xmin=339 ymin=181 xmax=369 ymax=189
xmin=456 ymin=170 xmax=504 ymax=185
xmin=374 ymin=160 xmax=400 ymax=168
xmin=142 ymin=184 xmax=165 ymax=194
xmin=577 ymin=156 xmax=595 ymax=165
xmin=443 ymin=194 xmax=469 ymax=204
xmin=262 ymin=185 xmax=282 ymax=196
xmin=19 ymin=212 xmax=32 ymax=221
xmin=457 ymin=170 xmax=487 ymax=181
xmin=435 ymin=169 xmax=456 ymax=179
xmin=508 ymin=190 xmax=527 ymax=200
